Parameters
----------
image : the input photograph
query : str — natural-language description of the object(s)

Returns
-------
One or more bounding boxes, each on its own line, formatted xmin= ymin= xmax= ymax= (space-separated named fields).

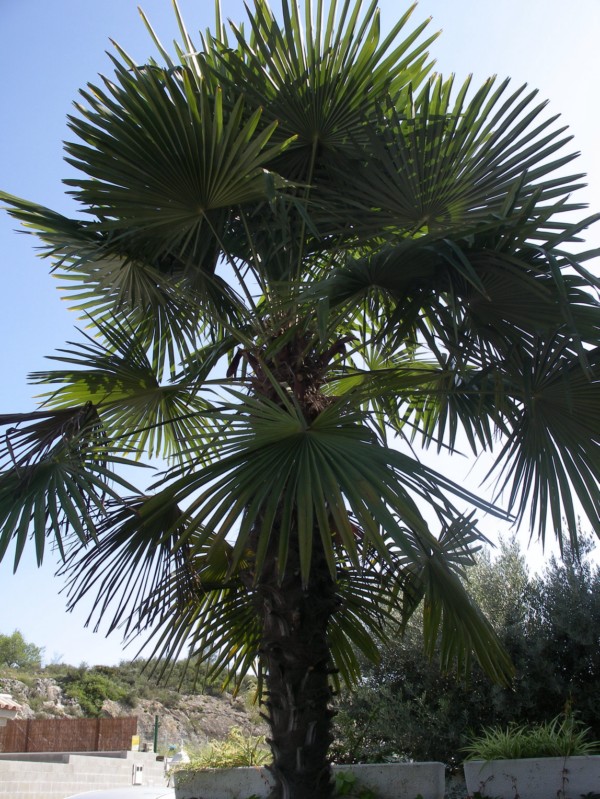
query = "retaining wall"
xmin=174 ymin=762 xmax=446 ymax=799
xmin=0 ymin=750 xmax=168 ymax=799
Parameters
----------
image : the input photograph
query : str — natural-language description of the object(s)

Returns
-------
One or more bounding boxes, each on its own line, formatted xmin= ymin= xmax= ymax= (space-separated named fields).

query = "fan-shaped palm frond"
xmin=29 ymin=317 xmax=218 ymax=462
xmin=198 ymin=0 xmax=437 ymax=166
xmin=65 ymin=56 xmax=293 ymax=268
xmin=58 ymin=257 xmax=244 ymax=375
xmin=322 ymin=75 xmax=586 ymax=237
xmin=141 ymin=391 xmax=507 ymax=578
xmin=490 ymin=340 xmax=600 ymax=546
xmin=0 ymin=406 xmax=140 ymax=567
xmin=0 ymin=194 xmax=247 ymax=376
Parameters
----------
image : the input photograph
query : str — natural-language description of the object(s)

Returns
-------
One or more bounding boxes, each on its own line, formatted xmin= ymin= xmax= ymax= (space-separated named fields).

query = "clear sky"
xmin=0 ymin=0 xmax=598 ymax=666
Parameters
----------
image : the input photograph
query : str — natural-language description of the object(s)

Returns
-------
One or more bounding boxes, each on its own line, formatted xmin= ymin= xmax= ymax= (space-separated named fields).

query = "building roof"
xmin=0 ymin=693 xmax=22 ymax=712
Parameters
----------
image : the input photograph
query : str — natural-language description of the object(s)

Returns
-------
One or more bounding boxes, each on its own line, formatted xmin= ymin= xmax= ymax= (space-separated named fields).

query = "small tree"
xmin=0 ymin=2 xmax=599 ymax=797
xmin=465 ymin=537 xmax=530 ymax=631
xmin=520 ymin=537 xmax=600 ymax=731
xmin=0 ymin=630 xmax=43 ymax=670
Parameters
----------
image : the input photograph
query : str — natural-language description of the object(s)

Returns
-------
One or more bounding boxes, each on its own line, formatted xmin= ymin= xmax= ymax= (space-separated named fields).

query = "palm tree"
xmin=1 ymin=1 xmax=599 ymax=797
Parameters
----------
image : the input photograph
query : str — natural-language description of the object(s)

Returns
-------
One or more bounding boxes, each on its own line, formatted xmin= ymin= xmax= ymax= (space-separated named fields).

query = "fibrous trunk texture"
xmin=255 ymin=533 xmax=338 ymax=799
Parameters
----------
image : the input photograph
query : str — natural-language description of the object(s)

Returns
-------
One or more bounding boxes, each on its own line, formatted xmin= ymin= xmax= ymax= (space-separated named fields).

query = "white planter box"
xmin=174 ymin=762 xmax=445 ymax=799
xmin=464 ymin=755 xmax=600 ymax=799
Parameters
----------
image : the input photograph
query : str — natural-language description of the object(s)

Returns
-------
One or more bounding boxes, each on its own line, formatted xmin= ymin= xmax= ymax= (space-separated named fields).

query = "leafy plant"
xmin=334 ymin=771 xmax=376 ymax=799
xmin=462 ymin=715 xmax=600 ymax=760
xmin=175 ymin=727 xmax=270 ymax=770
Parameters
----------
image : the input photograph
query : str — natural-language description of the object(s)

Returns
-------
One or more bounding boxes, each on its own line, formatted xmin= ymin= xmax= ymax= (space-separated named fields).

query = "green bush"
xmin=62 ymin=670 xmax=130 ymax=716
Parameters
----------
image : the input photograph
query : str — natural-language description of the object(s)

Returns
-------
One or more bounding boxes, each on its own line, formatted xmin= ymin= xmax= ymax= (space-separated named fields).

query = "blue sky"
xmin=0 ymin=0 xmax=598 ymax=666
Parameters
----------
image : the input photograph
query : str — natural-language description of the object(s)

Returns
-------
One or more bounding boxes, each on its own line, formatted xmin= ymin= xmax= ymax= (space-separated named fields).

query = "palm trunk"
xmin=253 ymin=531 xmax=338 ymax=799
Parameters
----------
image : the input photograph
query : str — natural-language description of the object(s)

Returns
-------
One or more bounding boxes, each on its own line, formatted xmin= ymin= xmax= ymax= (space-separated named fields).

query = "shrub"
xmin=62 ymin=670 xmax=129 ymax=716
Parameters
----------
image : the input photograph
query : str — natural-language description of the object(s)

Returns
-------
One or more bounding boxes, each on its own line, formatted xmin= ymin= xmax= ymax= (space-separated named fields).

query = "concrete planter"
xmin=464 ymin=755 xmax=600 ymax=799
xmin=174 ymin=762 xmax=445 ymax=799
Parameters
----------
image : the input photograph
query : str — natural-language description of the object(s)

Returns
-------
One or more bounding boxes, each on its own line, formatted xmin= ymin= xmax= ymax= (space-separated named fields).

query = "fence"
xmin=0 ymin=716 xmax=138 ymax=753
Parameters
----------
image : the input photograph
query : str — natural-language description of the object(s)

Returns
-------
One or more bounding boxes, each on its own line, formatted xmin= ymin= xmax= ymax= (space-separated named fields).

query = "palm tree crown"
xmin=1 ymin=1 xmax=599 ymax=797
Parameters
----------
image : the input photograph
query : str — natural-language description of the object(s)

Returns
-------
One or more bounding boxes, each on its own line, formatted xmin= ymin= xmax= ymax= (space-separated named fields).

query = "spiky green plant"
xmin=463 ymin=716 xmax=600 ymax=760
xmin=177 ymin=727 xmax=271 ymax=770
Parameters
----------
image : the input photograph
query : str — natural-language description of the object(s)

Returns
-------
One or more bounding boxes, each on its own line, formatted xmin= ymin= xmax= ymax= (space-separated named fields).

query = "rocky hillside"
xmin=0 ymin=675 xmax=266 ymax=753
